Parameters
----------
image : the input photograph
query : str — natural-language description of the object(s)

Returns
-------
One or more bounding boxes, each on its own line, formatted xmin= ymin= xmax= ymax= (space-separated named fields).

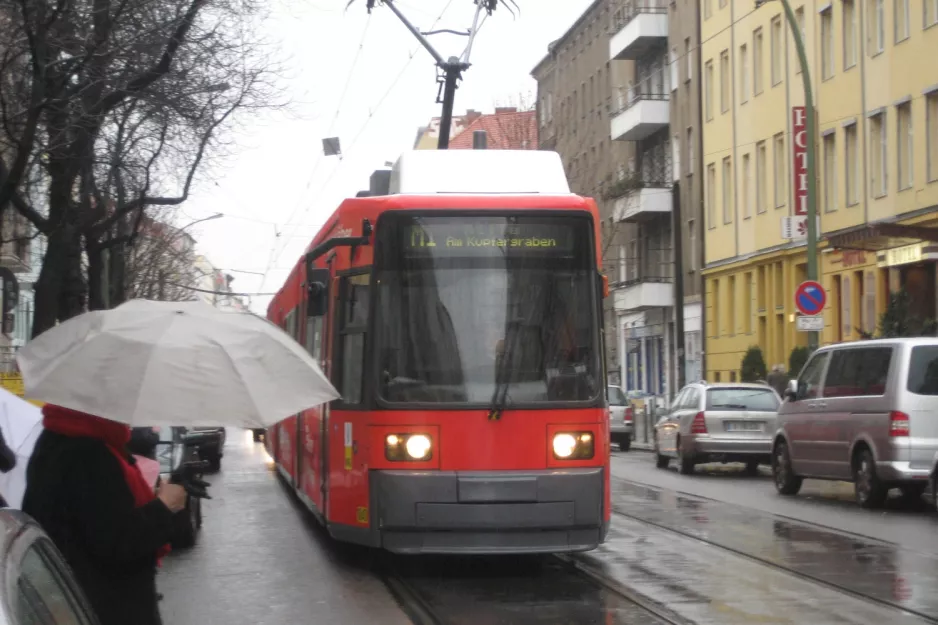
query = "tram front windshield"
xmin=374 ymin=213 xmax=601 ymax=406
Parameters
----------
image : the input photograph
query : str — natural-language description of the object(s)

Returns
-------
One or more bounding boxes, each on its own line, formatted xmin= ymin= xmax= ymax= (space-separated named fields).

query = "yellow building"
xmin=701 ymin=0 xmax=938 ymax=379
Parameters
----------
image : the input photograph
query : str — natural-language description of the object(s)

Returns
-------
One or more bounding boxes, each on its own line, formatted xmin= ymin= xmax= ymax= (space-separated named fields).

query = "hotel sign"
xmin=884 ymin=243 xmax=924 ymax=267
xmin=792 ymin=106 xmax=808 ymax=216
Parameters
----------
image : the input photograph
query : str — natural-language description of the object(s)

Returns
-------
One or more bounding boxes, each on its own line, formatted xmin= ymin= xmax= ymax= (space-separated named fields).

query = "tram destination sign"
xmin=404 ymin=220 xmax=578 ymax=255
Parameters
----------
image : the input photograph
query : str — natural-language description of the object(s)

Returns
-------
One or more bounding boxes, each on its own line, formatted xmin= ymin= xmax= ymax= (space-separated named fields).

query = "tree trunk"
xmin=87 ymin=239 xmax=106 ymax=311
xmin=32 ymin=228 xmax=68 ymax=338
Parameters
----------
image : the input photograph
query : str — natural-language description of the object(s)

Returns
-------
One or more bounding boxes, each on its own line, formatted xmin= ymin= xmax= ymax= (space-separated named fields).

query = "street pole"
xmin=757 ymin=0 xmax=819 ymax=349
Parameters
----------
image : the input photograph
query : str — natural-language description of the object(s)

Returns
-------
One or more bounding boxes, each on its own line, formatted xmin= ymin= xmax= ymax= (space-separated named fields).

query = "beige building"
xmin=531 ymin=0 xmax=637 ymax=387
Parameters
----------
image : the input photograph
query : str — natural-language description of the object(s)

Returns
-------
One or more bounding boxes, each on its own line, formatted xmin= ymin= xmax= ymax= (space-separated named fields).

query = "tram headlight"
xmin=385 ymin=433 xmax=433 ymax=462
xmin=552 ymin=432 xmax=595 ymax=460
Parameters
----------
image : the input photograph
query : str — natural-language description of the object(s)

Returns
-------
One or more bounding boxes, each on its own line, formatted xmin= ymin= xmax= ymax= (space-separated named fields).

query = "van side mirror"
xmin=785 ymin=379 xmax=798 ymax=401
xmin=306 ymin=268 xmax=330 ymax=317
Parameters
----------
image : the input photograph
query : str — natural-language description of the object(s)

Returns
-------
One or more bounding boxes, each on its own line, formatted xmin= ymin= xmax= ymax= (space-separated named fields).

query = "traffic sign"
xmin=794 ymin=281 xmax=826 ymax=316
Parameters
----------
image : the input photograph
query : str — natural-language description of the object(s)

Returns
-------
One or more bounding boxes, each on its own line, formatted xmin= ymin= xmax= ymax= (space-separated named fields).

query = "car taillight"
xmin=624 ymin=407 xmax=633 ymax=423
xmin=889 ymin=411 xmax=910 ymax=437
xmin=691 ymin=411 xmax=708 ymax=434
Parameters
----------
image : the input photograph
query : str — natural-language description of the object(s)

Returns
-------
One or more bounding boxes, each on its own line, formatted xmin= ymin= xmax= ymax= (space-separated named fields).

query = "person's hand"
xmin=156 ymin=483 xmax=187 ymax=512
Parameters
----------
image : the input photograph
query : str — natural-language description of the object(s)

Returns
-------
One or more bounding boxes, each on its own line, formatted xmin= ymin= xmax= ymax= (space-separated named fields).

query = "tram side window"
xmin=306 ymin=316 xmax=323 ymax=361
xmin=284 ymin=309 xmax=298 ymax=342
xmin=339 ymin=273 xmax=370 ymax=405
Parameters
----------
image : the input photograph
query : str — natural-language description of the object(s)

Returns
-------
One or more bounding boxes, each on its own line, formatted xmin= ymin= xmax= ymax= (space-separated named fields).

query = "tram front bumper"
xmin=370 ymin=468 xmax=606 ymax=555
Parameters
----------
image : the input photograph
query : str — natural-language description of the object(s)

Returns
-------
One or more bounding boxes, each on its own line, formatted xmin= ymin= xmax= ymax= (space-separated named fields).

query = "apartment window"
xmin=712 ymin=280 xmax=721 ymax=337
xmin=843 ymin=0 xmax=857 ymax=69
xmin=742 ymin=153 xmax=752 ymax=218
xmin=722 ymin=157 xmax=733 ymax=224
xmin=707 ymin=163 xmax=717 ymax=227
xmin=744 ymin=273 xmax=754 ymax=334
xmin=794 ymin=7 xmax=806 ymax=74
xmin=929 ymin=92 xmax=938 ymax=182
xmin=753 ymin=28 xmax=764 ymax=95
xmin=720 ymin=50 xmax=730 ymax=113
xmin=756 ymin=140 xmax=768 ymax=213
xmin=688 ymin=219 xmax=698 ymax=271
xmin=869 ymin=0 xmax=885 ymax=54
xmin=770 ymin=16 xmax=783 ymax=86
xmin=823 ymin=132 xmax=838 ymax=212
xmin=820 ymin=8 xmax=834 ymax=79
xmin=897 ymin=101 xmax=913 ymax=190
xmin=705 ymin=60 xmax=714 ymax=121
xmin=895 ymin=0 xmax=910 ymax=42
xmin=672 ymin=134 xmax=682 ymax=181
xmin=670 ymin=47 xmax=679 ymax=90
xmin=773 ymin=133 xmax=786 ymax=207
xmin=704 ymin=0 xmax=712 ymax=19
xmin=685 ymin=38 xmax=693 ymax=82
xmin=739 ymin=44 xmax=749 ymax=103
xmin=728 ymin=276 xmax=737 ymax=334
xmin=927 ymin=0 xmax=938 ymax=27
xmin=845 ymin=122 xmax=859 ymax=205
xmin=687 ymin=127 xmax=695 ymax=174
xmin=870 ymin=112 xmax=887 ymax=197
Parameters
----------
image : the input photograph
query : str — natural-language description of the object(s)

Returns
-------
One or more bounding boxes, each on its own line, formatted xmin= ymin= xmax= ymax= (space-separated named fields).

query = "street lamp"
xmin=755 ymin=0 xmax=819 ymax=349
xmin=179 ymin=212 xmax=224 ymax=231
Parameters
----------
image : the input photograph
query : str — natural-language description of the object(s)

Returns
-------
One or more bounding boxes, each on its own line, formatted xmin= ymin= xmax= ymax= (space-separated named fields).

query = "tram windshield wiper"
xmin=488 ymin=318 xmax=522 ymax=421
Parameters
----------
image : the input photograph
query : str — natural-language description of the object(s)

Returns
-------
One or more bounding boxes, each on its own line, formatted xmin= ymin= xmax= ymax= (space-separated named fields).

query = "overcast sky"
xmin=176 ymin=0 xmax=593 ymax=314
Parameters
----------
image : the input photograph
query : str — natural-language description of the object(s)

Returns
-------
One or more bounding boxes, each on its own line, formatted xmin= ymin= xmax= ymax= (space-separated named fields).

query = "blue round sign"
xmin=794 ymin=281 xmax=826 ymax=316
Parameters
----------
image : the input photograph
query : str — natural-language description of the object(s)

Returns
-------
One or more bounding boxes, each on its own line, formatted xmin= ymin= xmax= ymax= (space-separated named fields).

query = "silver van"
xmin=773 ymin=338 xmax=938 ymax=508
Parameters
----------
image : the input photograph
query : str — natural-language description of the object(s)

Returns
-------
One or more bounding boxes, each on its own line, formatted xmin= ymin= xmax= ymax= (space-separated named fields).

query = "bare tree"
xmin=0 ymin=0 xmax=282 ymax=336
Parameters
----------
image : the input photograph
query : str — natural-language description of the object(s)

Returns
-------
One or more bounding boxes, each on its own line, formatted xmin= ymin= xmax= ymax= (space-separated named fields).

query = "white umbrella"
xmin=0 ymin=387 xmax=43 ymax=509
xmin=16 ymin=299 xmax=340 ymax=428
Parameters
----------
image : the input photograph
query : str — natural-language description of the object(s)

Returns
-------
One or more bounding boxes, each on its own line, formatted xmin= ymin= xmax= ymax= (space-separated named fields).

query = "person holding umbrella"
xmin=15 ymin=299 xmax=339 ymax=625
xmin=22 ymin=404 xmax=187 ymax=625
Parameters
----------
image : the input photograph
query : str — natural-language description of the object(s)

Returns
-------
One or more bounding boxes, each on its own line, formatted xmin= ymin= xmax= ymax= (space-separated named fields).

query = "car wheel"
xmin=676 ymin=438 xmax=694 ymax=475
xmin=173 ymin=497 xmax=199 ymax=549
xmin=620 ymin=435 xmax=631 ymax=452
xmin=773 ymin=440 xmax=803 ymax=496
xmin=207 ymin=453 xmax=221 ymax=473
xmin=854 ymin=448 xmax=888 ymax=509
xmin=745 ymin=460 xmax=760 ymax=475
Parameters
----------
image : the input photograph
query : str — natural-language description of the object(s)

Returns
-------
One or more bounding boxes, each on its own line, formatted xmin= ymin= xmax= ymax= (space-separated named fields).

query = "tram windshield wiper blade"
xmin=488 ymin=320 xmax=520 ymax=421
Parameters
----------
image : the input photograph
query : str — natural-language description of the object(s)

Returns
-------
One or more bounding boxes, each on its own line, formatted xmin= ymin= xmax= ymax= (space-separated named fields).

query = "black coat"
xmin=22 ymin=430 xmax=176 ymax=625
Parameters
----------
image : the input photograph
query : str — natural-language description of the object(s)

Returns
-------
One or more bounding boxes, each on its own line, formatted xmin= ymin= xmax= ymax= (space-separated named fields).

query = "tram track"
xmin=608 ymin=500 xmax=938 ymax=624
xmin=381 ymin=553 xmax=682 ymax=625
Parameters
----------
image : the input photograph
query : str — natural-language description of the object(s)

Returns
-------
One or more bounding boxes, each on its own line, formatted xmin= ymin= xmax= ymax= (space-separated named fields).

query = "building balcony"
xmin=612 ymin=185 xmax=672 ymax=222
xmin=610 ymin=93 xmax=670 ymax=142
xmin=609 ymin=1 xmax=669 ymax=61
xmin=613 ymin=275 xmax=674 ymax=312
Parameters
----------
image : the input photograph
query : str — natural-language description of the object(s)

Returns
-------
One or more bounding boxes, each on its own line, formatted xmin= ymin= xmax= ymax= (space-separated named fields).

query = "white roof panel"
xmin=389 ymin=150 xmax=571 ymax=195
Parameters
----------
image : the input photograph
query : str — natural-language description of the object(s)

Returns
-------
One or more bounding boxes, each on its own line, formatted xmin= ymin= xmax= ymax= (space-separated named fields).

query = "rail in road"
xmin=595 ymin=478 xmax=938 ymax=624
xmin=381 ymin=554 xmax=682 ymax=625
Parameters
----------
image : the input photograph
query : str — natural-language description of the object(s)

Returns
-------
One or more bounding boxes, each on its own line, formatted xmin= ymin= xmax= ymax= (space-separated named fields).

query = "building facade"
xmin=531 ymin=0 xmax=638 ymax=389
xmin=414 ymin=108 xmax=538 ymax=150
xmin=702 ymin=0 xmax=938 ymax=380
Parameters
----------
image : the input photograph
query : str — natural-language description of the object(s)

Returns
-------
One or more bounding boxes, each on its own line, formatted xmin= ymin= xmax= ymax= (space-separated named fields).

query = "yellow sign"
xmin=0 ymin=373 xmax=44 ymax=407
xmin=356 ymin=506 xmax=369 ymax=525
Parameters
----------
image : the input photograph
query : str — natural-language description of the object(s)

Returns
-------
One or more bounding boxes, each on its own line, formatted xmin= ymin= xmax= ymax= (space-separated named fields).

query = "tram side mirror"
xmin=307 ymin=268 xmax=330 ymax=318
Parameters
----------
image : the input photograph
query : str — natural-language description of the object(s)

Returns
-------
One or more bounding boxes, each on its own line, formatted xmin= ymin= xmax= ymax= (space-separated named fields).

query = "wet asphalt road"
xmin=158 ymin=432 xmax=938 ymax=625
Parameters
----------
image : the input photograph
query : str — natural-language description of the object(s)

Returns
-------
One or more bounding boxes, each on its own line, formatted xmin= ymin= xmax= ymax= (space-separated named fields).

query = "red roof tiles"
xmin=446 ymin=109 xmax=538 ymax=150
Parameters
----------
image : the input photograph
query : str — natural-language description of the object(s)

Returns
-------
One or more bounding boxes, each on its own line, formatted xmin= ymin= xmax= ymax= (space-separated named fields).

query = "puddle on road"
xmin=582 ymin=517 xmax=932 ymax=625
xmin=609 ymin=480 xmax=938 ymax=622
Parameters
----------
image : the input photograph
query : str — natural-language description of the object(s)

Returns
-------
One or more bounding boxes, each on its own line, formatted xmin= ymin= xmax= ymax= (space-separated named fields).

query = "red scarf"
xmin=42 ymin=404 xmax=171 ymax=562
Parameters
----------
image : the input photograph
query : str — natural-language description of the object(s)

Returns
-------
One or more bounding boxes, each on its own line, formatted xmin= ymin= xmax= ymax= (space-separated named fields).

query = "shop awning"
xmin=826 ymin=223 xmax=938 ymax=251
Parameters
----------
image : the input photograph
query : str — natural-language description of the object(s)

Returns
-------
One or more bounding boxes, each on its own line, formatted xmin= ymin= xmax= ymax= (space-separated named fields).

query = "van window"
xmin=822 ymin=347 xmax=892 ymax=397
xmin=16 ymin=542 xmax=91 ymax=625
xmin=796 ymin=352 xmax=829 ymax=400
xmin=608 ymin=386 xmax=626 ymax=406
xmin=907 ymin=346 xmax=938 ymax=395
xmin=706 ymin=387 xmax=779 ymax=411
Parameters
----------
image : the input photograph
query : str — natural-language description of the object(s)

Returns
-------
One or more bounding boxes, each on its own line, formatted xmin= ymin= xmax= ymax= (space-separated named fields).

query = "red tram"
xmin=265 ymin=150 xmax=611 ymax=554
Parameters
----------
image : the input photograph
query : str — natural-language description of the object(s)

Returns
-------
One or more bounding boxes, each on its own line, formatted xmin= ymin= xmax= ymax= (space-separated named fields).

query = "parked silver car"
xmin=0 ymin=509 xmax=99 ymax=624
xmin=654 ymin=382 xmax=781 ymax=474
xmin=773 ymin=338 xmax=938 ymax=509
xmin=608 ymin=385 xmax=633 ymax=451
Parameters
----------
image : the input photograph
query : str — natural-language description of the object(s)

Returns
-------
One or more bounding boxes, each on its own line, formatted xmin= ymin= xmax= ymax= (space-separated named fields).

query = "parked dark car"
xmin=189 ymin=427 xmax=225 ymax=472
xmin=154 ymin=427 xmax=203 ymax=549
xmin=0 ymin=508 xmax=101 ymax=624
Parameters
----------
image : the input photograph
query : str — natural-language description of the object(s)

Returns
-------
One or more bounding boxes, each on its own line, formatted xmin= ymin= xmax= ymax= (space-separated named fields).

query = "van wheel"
xmin=744 ymin=460 xmax=760 ymax=475
xmin=173 ymin=497 xmax=199 ymax=549
xmin=899 ymin=483 xmax=926 ymax=501
xmin=854 ymin=448 xmax=888 ymax=509
xmin=773 ymin=441 xmax=803 ymax=496
xmin=619 ymin=435 xmax=631 ymax=452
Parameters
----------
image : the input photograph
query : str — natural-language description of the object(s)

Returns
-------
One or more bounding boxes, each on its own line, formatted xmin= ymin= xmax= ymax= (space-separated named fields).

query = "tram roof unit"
xmin=388 ymin=149 xmax=572 ymax=195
